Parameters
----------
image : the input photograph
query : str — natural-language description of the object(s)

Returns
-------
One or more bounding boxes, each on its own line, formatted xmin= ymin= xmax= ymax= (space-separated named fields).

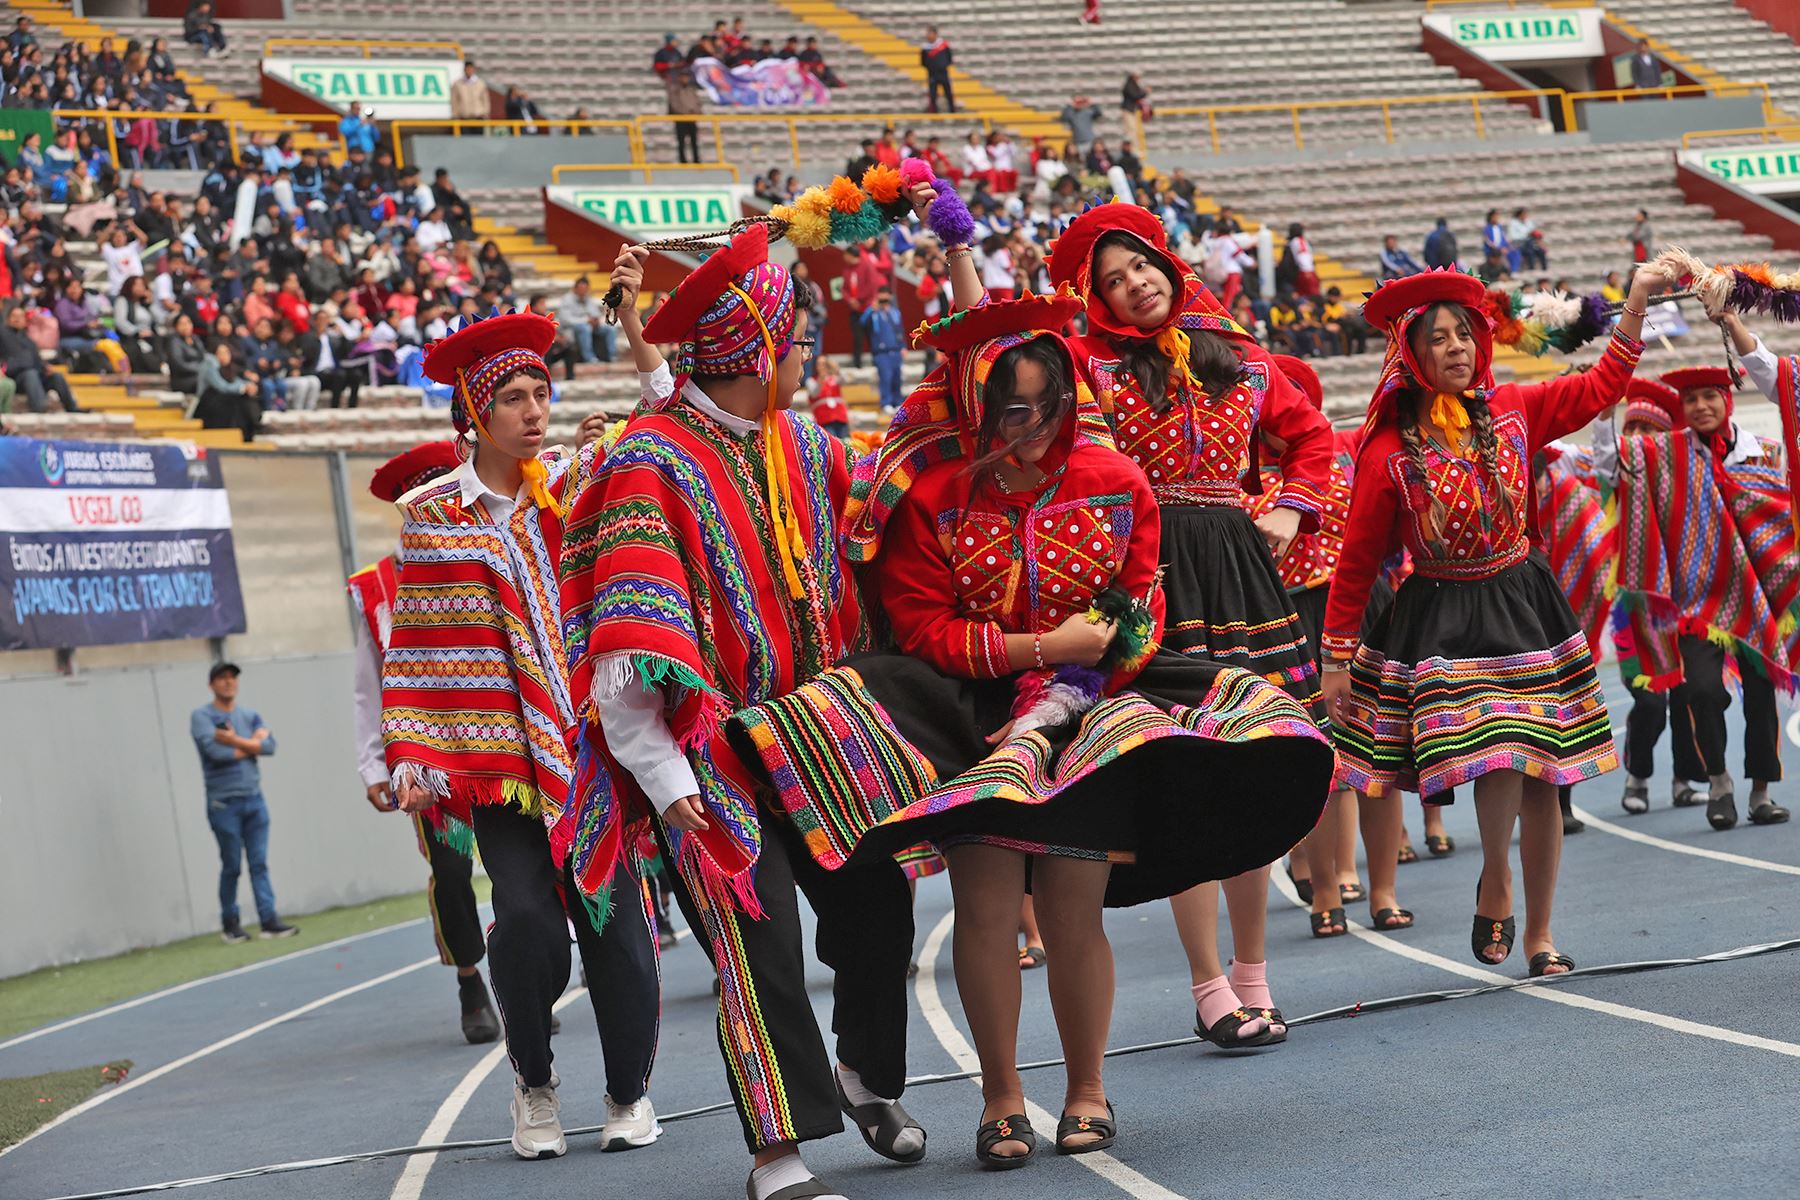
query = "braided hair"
xmin=1397 ymin=301 xmax=1517 ymax=542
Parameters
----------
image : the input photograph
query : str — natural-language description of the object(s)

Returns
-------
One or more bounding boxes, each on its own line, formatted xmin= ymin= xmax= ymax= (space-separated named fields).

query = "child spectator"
xmin=861 ymin=284 xmax=905 ymax=413
xmin=810 ymin=356 xmax=849 ymax=439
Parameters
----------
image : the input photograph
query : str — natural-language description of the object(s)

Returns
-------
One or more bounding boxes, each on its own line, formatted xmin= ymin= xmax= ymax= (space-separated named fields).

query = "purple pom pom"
xmin=1052 ymin=663 xmax=1109 ymax=701
xmin=926 ymin=178 xmax=977 ymax=247
xmin=1770 ymin=286 xmax=1800 ymax=325
xmin=1579 ymin=291 xmax=1610 ymax=332
xmin=1729 ymin=268 xmax=1773 ymax=315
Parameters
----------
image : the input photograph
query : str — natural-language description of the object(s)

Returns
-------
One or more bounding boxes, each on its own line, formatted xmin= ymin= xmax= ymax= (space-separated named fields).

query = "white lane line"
xmin=1269 ymin=874 xmax=1800 ymax=1058
xmin=388 ymin=986 xmax=590 ymax=1200
xmin=0 ymin=916 xmax=434 ymax=1052
xmin=1571 ymin=805 xmax=1800 ymax=877
xmin=0 ymin=956 xmax=439 ymax=1160
xmin=915 ymin=911 xmax=1189 ymax=1200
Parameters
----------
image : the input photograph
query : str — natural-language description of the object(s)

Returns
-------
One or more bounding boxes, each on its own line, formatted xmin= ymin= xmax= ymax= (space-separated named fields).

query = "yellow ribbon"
xmin=1428 ymin=392 xmax=1472 ymax=459
xmin=459 ymin=367 xmax=562 ymax=516
xmin=726 ymin=282 xmax=807 ymax=601
xmin=1154 ymin=326 xmax=1199 ymax=397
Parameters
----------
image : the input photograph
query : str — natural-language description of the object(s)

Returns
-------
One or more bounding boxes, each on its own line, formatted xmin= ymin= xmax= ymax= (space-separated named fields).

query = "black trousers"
xmin=847 ymin=306 xmax=871 ymax=368
xmin=1676 ymin=634 xmax=1783 ymax=783
xmin=412 ymin=815 xmax=485 ymax=970
xmin=1622 ymin=681 xmax=1703 ymax=782
xmin=470 ymin=804 xmax=660 ymax=1099
xmin=674 ymin=118 xmax=700 ymax=163
xmin=655 ymin=801 xmax=914 ymax=1153
xmin=319 ymin=368 xmax=361 ymax=408
xmin=17 ymin=368 xmax=79 ymax=413
xmin=927 ymin=74 xmax=954 ymax=112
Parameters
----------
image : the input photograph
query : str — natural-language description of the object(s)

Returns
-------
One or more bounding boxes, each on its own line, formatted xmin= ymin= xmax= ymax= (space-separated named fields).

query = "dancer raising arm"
xmin=1320 ymin=265 xmax=1670 ymax=978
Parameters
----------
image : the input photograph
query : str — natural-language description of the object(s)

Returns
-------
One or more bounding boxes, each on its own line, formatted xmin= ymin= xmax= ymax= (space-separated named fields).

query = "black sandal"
xmin=1285 ymin=859 xmax=1313 ymax=905
xmin=1055 ymin=1103 xmax=1117 ymax=1155
xmin=1472 ymin=876 xmax=1514 ymax=965
xmin=1397 ymin=841 xmax=1420 ymax=865
xmin=1310 ymin=907 xmax=1347 ymax=938
xmin=1528 ymin=951 xmax=1576 ymax=977
xmin=1259 ymin=1006 xmax=1289 ymax=1042
xmin=1749 ymin=799 xmax=1791 ymax=826
xmin=1194 ymin=1005 xmax=1280 ymax=1049
xmin=836 ymin=1077 xmax=926 ymax=1165
xmin=1672 ymin=782 xmax=1705 ymax=808
xmin=1424 ymin=833 xmax=1455 ymax=856
xmin=746 ymin=1172 xmax=841 ymax=1200
xmin=975 ymin=1112 xmax=1035 ymax=1170
xmin=1707 ymin=790 xmax=1738 ymax=831
xmin=1370 ymin=907 xmax=1414 ymax=931
xmin=1338 ymin=882 xmax=1367 ymax=904
xmin=1621 ymin=781 xmax=1650 ymax=815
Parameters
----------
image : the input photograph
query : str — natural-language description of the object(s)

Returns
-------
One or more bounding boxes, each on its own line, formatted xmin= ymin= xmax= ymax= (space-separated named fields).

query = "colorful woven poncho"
xmin=1536 ymin=446 xmax=1615 ymax=660
xmin=558 ymin=407 xmax=864 ymax=916
xmin=381 ymin=443 xmax=600 ymax=862
xmin=1612 ymin=427 xmax=1800 ymax=693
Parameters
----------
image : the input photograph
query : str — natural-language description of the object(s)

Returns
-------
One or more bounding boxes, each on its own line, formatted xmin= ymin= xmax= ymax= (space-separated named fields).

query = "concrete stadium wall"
xmin=1581 ymin=95 xmax=1766 ymax=142
xmin=0 ymin=651 xmax=438 ymax=978
xmin=405 ymin=133 xmax=637 ymax=189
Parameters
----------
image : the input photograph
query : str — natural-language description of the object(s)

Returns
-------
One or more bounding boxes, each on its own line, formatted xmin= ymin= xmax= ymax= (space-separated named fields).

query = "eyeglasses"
xmin=790 ymin=337 xmax=816 ymax=361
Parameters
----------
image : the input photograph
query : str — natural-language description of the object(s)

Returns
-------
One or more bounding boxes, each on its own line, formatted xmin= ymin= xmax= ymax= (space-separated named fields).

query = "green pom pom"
xmin=829 ymin=198 xmax=889 ymax=245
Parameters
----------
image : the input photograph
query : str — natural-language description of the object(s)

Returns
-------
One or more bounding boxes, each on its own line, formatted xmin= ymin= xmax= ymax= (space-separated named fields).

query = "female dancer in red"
xmin=1049 ymin=204 xmax=1335 ymax=1045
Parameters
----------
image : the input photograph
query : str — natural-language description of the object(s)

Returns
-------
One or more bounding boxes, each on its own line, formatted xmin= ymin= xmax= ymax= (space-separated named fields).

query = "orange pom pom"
xmin=827 ymin=176 xmax=867 ymax=215
xmin=1736 ymin=261 xmax=1776 ymax=287
xmin=861 ymin=164 xmax=903 ymax=205
xmin=1490 ymin=313 xmax=1525 ymax=347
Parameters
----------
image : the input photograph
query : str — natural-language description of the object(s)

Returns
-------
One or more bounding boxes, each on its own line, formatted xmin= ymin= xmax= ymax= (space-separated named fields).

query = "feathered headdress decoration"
xmin=1478 ymin=285 xmax=1613 ymax=357
xmin=1649 ymin=246 xmax=1800 ymax=324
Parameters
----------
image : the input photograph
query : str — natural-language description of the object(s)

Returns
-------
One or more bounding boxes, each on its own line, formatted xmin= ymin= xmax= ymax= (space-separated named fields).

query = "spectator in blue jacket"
xmin=190 ymin=663 xmax=297 ymax=942
xmin=861 ymin=284 xmax=905 ymax=412
xmin=339 ymin=105 xmax=380 ymax=156
xmin=1482 ymin=208 xmax=1514 ymax=273
xmin=1378 ymin=234 xmax=1423 ymax=281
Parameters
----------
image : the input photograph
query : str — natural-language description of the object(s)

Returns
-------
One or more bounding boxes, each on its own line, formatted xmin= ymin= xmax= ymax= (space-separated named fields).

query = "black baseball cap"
xmin=209 ymin=662 xmax=241 ymax=681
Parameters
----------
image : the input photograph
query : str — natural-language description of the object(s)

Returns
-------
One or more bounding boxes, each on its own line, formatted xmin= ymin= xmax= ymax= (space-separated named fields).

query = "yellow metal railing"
xmin=1559 ymin=81 xmax=1774 ymax=128
xmin=391 ymin=119 xmax=643 ymax=168
xmin=633 ymin=111 xmax=995 ymax=170
xmin=51 ymin=108 xmax=347 ymax=169
xmin=1680 ymin=123 xmax=1800 ymax=149
xmin=262 ymin=38 xmax=463 ymax=60
xmin=1154 ymin=89 xmax=1562 ymax=153
xmin=550 ymin=162 xmax=742 ymax=184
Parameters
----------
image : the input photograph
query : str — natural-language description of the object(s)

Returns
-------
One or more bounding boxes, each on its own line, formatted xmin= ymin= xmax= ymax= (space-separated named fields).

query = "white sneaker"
xmin=601 ymin=1092 xmax=662 ymax=1151
xmin=510 ymin=1073 xmax=566 ymax=1159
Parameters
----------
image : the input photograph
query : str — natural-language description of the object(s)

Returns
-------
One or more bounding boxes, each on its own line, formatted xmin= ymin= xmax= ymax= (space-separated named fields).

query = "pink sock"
xmin=1229 ymin=959 xmax=1274 ymax=1013
xmin=1192 ymin=974 xmax=1251 ymax=1032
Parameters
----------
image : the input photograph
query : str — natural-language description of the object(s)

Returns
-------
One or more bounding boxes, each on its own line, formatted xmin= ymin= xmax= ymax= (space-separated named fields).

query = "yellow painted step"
xmin=155 ymin=428 xmax=248 ymax=447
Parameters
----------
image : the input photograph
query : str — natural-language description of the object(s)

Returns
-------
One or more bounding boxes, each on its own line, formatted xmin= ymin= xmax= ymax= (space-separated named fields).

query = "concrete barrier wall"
xmin=0 ymin=651 xmax=439 ymax=978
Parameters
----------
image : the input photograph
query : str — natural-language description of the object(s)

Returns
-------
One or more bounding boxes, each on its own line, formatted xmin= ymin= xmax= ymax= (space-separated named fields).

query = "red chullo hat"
xmin=641 ymin=223 xmax=797 ymax=395
xmin=1271 ymin=353 xmax=1323 ymax=411
xmin=1622 ymin=378 xmax=1683 ymax=432
xmin=369 ymin=440 xmax=460 ymax=502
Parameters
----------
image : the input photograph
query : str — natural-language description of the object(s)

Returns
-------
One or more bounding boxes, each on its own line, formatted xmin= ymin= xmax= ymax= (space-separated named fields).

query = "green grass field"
xmin=0 ymin=879 xmax=490 ymax=1042
xmin=0 ymin=1061 xmax=133 ymax=1150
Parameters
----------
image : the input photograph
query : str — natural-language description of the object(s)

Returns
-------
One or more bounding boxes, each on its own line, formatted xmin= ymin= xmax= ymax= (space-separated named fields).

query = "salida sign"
xmin=1679 ymin=144 xmax=1800 ymax=197
xmin=549 ymin=185 xmax=752 ymax=236
xmin=1421 ymin=7 xmax=1605 ymax=62
xmin=262 ymin=58 xmax=458 ymax=120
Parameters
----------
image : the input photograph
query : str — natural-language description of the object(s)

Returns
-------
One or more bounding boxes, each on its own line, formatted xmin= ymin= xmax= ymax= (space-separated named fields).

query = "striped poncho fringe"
xmin=558 ymin=407 xmax=862 ymax=924
xmin=1540 ymin=449 xmax=1616 ymax=660
xmin=381 ymin=445 xmax=596 ymax=866
xmin=1612 ymin=428 xmax=1800 ymax=694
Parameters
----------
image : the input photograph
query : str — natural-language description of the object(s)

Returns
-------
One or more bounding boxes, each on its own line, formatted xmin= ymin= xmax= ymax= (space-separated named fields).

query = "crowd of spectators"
xmin=0 ymin=27 xmax=606 ymax=439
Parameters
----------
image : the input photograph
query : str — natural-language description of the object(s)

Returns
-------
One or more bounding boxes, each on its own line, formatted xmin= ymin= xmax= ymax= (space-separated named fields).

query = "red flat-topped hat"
xmin=1270 ymin=353 xmax=1323 ymax=410
xmin=1359 ymin=268 xmax=1488 ymax=334
xmin=1659 ymin=366 xmax=1733 ymax=396
xmin=369 ymin=439 xmax=460 ymax=502
xmin=912 ymin=287 xmax=1083 ymax=353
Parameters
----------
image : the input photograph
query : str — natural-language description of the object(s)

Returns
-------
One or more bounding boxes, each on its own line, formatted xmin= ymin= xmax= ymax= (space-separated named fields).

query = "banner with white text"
xmin=0 ymin=440 xmax=246 ymax=649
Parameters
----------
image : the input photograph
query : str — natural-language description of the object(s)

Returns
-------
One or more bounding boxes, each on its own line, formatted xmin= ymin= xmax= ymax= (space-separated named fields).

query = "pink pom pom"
xmin=899 ymin=157 xmax=934 ymax=186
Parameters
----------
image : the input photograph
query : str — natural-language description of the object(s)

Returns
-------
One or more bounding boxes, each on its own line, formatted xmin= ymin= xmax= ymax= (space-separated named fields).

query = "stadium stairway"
xmin=1601 ymin=0 xmax=1800 ymax=119
xmin=18 ymin=0 xmax=333 ymax=153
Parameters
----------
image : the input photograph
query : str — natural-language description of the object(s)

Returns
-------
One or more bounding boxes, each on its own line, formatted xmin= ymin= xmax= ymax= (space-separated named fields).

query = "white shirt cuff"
xmin=640 ymin=360 xmax=675 ymax=404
